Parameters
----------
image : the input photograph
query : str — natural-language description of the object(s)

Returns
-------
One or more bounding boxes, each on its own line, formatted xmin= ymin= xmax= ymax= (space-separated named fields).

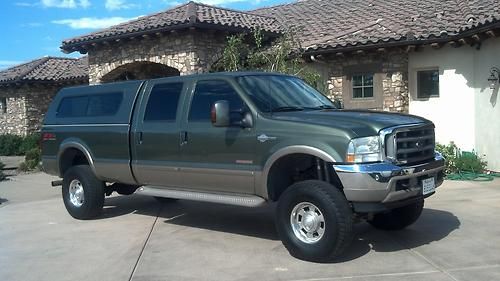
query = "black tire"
xmin=62 ymin=165 xmax=105 ymax=220
xmin=276 ymin=180 xmax=353 ymax=262
xmin=154 ymin=196 xmax=178 ymax=204
xmin=368 ymin=199 xmax=424 ymax=231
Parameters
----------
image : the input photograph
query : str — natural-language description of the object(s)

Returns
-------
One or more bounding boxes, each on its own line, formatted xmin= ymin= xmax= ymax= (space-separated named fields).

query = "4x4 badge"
xmin=257 ymin=134 xmax=277 ymax=143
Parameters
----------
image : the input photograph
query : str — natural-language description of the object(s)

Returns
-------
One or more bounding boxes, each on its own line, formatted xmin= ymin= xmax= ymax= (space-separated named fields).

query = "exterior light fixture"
xmin=488 ymin=67 xmax=500 ymax=90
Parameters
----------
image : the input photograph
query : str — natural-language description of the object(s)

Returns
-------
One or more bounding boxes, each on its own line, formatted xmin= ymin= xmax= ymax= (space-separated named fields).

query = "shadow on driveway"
xmin=99 ymin=195 xmax=460 ymax=262
xmin=338 ymin=209 xmax=461 ymax=262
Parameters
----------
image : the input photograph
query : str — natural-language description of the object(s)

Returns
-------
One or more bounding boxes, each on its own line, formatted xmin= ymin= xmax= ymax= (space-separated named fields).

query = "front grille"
xmin=385 ymin=125 xmax=435 ymax=165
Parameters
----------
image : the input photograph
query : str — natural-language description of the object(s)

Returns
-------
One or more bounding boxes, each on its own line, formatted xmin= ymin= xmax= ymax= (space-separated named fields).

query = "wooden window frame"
xmin=352 ymin=73 xmax=375 ymax=99
xmin=342 ymin=64 xmax=384 ymax=110
xmin=416 ymin=69 xmax=440 ymax=99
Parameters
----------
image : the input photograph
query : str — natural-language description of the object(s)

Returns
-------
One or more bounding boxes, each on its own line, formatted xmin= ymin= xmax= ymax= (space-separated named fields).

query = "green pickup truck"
xmin=41 ymin=72 xmax=445 ymax=261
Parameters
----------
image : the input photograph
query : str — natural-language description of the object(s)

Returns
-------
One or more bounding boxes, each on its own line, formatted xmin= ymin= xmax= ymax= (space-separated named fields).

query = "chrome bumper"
xmin=333 ymin=153 xmax=445 ymax=203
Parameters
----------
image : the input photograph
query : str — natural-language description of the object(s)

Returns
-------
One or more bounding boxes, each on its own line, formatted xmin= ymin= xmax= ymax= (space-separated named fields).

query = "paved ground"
xmin=1 ymin=173 xmax=499 ymax=281
xmin=0 ymin=156 xmax=24 ymax=169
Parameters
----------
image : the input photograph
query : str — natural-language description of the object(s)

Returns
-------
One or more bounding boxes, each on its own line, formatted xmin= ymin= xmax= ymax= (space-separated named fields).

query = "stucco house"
xmin=0 ymin=57 xmax=88 ymax=135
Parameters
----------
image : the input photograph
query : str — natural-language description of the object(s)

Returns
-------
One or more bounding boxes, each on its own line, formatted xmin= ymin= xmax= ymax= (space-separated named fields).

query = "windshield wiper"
xmin=271 ymin=106 xmax=304 ymax=112
xmin=306 ymin=104 xmax=337 ymax=110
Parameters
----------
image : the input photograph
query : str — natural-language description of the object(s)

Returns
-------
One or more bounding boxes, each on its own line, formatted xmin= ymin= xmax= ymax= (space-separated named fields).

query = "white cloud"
xmin=40 ymin=0 xmax=90 ymax=8
xmin=0 ymin=60 xmax=23 ymax=70
xmin=105 ymin=0 xmax=138 ymax=10
xmin=52 ymin=16 xmax=138 ymax=29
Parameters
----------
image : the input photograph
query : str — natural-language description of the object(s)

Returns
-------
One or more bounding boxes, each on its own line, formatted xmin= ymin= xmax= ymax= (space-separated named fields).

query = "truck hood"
xmin=270 ymin=109 xmax=431 ymax=137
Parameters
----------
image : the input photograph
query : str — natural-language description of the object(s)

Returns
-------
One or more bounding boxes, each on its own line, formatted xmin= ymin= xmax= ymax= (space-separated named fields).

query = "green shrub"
xmin=435 ymin=142 xmax=458 ymax=174
xmin=20 ymin=133 xmax=40 ymax=154
xmin=0 ymin=134 xmax=24 ymax=156
xmin=436 ymin=142 xmax=487 ymax=174
xmin=455 ymin=151 xmax=487 ymax=173
xmin=0 ymin=133 xmax=40 ymax=156
xmin=0 ymin=161 xmax=6 ymax=181
xmin=19 ymin=148 xmax=41 ymax=172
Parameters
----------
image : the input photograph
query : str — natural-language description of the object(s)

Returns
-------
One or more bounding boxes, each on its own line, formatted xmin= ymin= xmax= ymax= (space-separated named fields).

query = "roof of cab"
xmin=59 ymin=71 xmax=293 ymax=91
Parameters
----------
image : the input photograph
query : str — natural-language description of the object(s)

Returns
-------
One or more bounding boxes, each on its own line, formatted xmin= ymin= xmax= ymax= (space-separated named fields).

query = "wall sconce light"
xmin=488 ymin=67 xmax=500 ymax=90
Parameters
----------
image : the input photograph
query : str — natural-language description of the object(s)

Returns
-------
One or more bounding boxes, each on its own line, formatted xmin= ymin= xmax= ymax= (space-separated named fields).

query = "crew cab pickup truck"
xmin=42 ymin=72 xmax=445 ymax=262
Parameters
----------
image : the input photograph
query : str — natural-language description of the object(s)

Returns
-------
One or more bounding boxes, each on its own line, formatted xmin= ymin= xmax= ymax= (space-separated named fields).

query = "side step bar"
xmin=136 ymin=186 xmax=266 ymax=207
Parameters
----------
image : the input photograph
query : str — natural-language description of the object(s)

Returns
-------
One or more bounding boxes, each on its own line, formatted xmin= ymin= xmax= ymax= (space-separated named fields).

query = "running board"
xmin=136 ymin=186 xmax=266 ymax=207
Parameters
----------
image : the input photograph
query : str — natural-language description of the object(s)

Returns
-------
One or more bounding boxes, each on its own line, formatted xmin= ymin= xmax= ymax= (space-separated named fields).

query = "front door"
xmin=131 ymin=78 xmax=187 ymax=187
xmin=179 ymin=79 xmax=256 ymax=194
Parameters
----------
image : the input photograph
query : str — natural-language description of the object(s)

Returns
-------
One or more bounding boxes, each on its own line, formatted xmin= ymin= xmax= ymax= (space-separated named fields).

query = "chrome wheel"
xmin=290 ymin=202 xmax=325 ymax=244
xmin=69 ymin=179 xmax=85 ymax=207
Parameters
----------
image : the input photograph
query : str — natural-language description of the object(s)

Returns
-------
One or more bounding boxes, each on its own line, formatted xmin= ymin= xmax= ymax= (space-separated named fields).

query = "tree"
xmin=214 ymin=29 xmax=326 ymax=93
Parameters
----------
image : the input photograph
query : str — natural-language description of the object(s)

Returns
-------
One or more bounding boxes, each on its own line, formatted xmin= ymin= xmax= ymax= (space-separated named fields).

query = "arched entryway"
xmin=101 ymin=61 xmax=180 ymax=83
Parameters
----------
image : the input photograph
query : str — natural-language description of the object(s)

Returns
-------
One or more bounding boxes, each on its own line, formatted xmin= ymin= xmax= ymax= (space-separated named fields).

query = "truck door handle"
xmin=138 ymin=132 xmax=143 ymax=145
xmin=180 ymin=131 xmax=188 ymax=146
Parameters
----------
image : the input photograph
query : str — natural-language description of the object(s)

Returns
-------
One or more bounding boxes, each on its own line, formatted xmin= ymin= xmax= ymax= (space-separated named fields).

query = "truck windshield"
xmin=236 ymin=75 xmax=335 ymax=113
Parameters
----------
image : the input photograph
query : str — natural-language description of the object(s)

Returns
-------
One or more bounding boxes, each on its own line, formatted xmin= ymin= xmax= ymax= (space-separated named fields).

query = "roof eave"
xmin=61 ymin=23 xmax=282 ymax=54
xmin=0 ymin=77 xmax=89 ymax=88
xmin=305 ymin=20 xmax=500 ymax=55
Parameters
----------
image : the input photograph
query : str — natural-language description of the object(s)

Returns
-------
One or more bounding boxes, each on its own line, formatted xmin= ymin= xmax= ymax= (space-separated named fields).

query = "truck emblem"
xmin=415 ymin=141 xmax=421 ymax=148
xmin=257 ymin=134 xmax=277 ymax=143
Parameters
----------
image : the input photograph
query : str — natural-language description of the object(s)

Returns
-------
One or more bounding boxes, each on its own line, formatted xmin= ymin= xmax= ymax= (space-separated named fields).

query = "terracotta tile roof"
xmin=0 ymin=57 xmax=88 ymax=85
xmin=252 ymin=0 xmax=500 ymax=52
xmin=61 ymin=1 xmax=281 ymax=51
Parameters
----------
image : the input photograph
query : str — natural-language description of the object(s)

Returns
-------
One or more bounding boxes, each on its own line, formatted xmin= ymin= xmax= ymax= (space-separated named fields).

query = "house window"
xmin=417 ymin=70 xmax=439 ymax=98
xmin=352 ymin=74 xmax=374 ymax=98
xmin=0 ymin=97 xmax=6 ymax=113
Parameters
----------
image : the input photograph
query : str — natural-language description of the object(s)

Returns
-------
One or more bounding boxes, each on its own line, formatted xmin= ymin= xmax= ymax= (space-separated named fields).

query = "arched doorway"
xmin=101 ymin=61 xmax=180 ymax=83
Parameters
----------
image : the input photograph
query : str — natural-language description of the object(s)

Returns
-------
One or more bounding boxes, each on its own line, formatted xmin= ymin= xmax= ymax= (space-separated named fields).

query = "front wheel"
xmin=62 ymin=165 xmax=105 ymax=220
xmin=368 ymin=199 xmax=424 ymax=230
xmin=276 ymin=180 xmax=353 ymax=262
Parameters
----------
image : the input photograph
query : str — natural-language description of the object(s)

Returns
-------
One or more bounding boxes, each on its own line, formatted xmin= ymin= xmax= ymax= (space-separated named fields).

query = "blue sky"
xmin=0 ymin=0 xmax=291 ymax=69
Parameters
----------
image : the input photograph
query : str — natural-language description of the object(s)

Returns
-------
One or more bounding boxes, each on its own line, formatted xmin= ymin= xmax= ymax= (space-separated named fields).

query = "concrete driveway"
xmin=1 ymin=173 xmax=499 ymax=281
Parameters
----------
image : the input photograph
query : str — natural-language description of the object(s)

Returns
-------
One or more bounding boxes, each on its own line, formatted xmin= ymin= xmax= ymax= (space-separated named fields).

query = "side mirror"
xmin=211 ymin=100 xmax=230 ymax=127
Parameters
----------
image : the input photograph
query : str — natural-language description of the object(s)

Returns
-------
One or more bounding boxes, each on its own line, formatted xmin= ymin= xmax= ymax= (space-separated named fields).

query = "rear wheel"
xmin=276 ymin=180 xmax=353 ymax=262
xmin=368 ymin=199 xmax=424 ymax=230
xmin=62 ymin=165 xmax=105 ymax=220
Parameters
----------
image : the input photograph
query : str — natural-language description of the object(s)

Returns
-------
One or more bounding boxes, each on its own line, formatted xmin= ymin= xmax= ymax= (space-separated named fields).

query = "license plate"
xmin=422 ymin=177 xmax=436 ymax=195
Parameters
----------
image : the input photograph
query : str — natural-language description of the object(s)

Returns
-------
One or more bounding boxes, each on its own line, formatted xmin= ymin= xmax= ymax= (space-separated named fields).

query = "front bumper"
xmin=333 ymin=153 xmax=445 ymax=204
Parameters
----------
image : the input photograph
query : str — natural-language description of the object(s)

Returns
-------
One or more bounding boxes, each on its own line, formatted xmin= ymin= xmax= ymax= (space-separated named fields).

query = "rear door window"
xmin=144 ymin=82 xmax=184 ymax=122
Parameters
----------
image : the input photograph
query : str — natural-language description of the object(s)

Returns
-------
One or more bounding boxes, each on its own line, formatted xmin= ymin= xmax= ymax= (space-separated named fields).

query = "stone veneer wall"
xmin=312 ymin=50 xmax=410 ymax=113
xmin=0 ymin=84 xmax=69 ymax=136
xmin=88 ymin=30 xmax=227 ymax=84
xmin=0 ymin=87 xmax=27 ymax=135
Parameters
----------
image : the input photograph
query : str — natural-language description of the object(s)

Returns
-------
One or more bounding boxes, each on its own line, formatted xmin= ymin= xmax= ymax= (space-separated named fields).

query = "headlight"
xmin=346 ymin=136 xmax=382 ymax=163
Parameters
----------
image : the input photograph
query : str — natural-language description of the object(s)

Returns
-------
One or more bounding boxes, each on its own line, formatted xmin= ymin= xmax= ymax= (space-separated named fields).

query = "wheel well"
xmin=59 ymin=148 xmax=90 ymax=176
xmin=267 ymin=153 xmax=343 ymax=201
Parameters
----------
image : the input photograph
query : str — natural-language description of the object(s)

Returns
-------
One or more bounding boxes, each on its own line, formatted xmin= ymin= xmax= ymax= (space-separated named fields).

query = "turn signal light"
xmin=42 ymin=133 xmax=56 ymax=141
xmin=346 ymin=154 xmax=356 ymax=163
